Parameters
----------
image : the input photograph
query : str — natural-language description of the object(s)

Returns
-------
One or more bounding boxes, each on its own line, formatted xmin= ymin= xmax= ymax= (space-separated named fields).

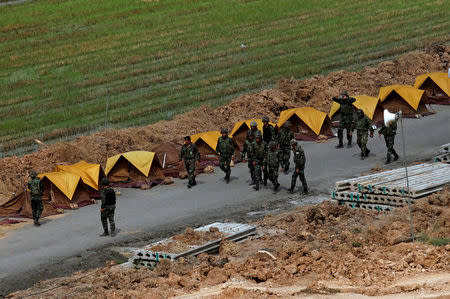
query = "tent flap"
xmin=38 ymin=172 xmax=81 ymax=200
xmin=191 ymin=131 xmax=221 ymax=151
xmin=414 ymin=72 xmax=450 ymax=97
xmin=105 ymin=151 xmax=157 ymax=177
xmin=378 ymin=85 xmax=424 ymax=111
xmin=278 ymin=107 xmax=327 ymax=136
xmin=55 ymin=160 xmax=102 ymax=190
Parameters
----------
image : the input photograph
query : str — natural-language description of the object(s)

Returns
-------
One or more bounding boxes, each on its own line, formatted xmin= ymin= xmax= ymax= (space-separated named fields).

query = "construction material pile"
xmin=8 ymin=191 xmax=449 ymax=298
xmin=332 ymin=163 xmax=450 ymax=211
xmin=434 ymin=142 xmax=450 ymax=163
xmin=0 ymin=46 xmax=448 ymax=202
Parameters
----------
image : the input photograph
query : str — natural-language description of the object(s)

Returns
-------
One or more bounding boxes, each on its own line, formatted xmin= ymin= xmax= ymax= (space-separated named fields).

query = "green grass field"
xmin=0 ymin=0 xmax=448 ymax=155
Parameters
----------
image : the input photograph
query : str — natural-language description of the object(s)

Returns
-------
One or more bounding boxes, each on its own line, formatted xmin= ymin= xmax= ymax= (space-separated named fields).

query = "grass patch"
xmin=0 ymin=0 xmax=449 ymax=155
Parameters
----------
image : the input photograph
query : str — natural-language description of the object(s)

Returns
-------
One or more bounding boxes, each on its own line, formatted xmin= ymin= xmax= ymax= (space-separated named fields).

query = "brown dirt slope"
xmin=0 ymin=45 xmax=448 ymax=201
xmin=7 ymin=187 xmax=449 ymax=298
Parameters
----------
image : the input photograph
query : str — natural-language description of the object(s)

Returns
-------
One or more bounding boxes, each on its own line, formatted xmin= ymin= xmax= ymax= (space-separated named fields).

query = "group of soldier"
xmin=334 ymin=90 xmax=399 ymax=164
xmin=26 ymin=90 xmax=399 ymax=235
xmin=179 ymin=117 xmax=308 ymax=194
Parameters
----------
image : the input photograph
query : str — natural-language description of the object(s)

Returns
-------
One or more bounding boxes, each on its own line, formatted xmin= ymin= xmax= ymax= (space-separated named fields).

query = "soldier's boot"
xmin=347 ymin=137 xmax=352 ymax=148
xmin=365 ymin=149 xmax=370 ymax=157
xmin=303 ymin=185 xmax=308 ymax=194
xmin=33 ymin=218 xmax=38 ymax=226
xmin=187 ymin=184 xmax=192 ymax=189
xmin=100 ymin=231 xmax=109 ymax=237
xmin=360 ymin=152 xmax=365 ymax=160
xmin=335 ymin=139 xmax=344 ymax=149
xmin=225 ymin=174 xmax=230 ymax=183
xmin=253 ymin=182 xmax=259 ymax=191
xmin=110 ymin=229 xmax=116 ymax=237
xmin=263 ymin=179 xmax=267 ymax=186
xmin=288 ymin=185 xmax=295 ymax=194
xmin=249 ymin=179 xmax=255 ymax=185
xmin=273 ymin=183 xmax=280 ymax=192
xmin=393 ymin=151 xmax=399 ymax=161
xmin=192 ymin=178 xmax=197 ymax=186
xmin=385 ymin=156 xmax=391 ymax=164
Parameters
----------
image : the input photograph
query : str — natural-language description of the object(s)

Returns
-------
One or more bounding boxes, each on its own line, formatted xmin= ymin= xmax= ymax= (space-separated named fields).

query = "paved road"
xmin=0 ymin=105 xmax=449 ymax=295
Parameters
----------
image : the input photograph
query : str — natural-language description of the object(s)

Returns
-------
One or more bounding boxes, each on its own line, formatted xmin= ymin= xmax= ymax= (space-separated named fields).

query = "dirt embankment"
xmin=0 ymin=45 xmax=448 ymax=202
xmin=8 ymin=187 xmax=449 ymax=298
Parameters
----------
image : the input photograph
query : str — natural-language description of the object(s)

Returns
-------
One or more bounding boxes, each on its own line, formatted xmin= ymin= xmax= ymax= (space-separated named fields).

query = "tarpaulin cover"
xmin=105 ymin=151 xmax=158 ymax=177
xmin=230 ymin=119 xmax=276 ymax=136
xmin=328 ymin=95 xmax=380 ymax=120
xmin=414 ymin=72 xmax=450 ymax=97
xmin=0 ymin=191 xmax=61 ymax=218
xmin=54 ymin=160 xmax=104 ymax=190
xmin=38 ymin=172 xmax=82 ymax=200
xmin=277 ymin=107 xmax=328 ymax=136
xmin=191 ymin=131 xmax=221 ymax=151
xmin=378 ymin=85 xmax=425 ymax=111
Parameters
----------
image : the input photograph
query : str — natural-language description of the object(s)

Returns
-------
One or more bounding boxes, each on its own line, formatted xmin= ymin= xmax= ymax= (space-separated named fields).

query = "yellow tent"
xmin=277 ymin=107 xmax=330 ymax=136
xmin=191 ymin=131 xmax=221 ymax=151
xmin=414 ymin=72 xmax=450 ymax=97
xmin=378 ymin=85 xmax=424 ymax=110
xmin=38 ymin=172 xmax=82 ymax=200
xmin=106 ymin=151 xmax=158 ymax=177
xmin=230 ymin=119 xmax=276 ymax=136
xmin=329 ymin=95 xmax=380 ymax=120
xmin=54 ymin=160 xmax=104 ymax=190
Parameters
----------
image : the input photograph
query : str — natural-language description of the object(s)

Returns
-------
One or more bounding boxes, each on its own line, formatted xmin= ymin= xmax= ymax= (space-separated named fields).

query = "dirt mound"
xmin=9 ymin=188 xmax=450 ymax=298
xmin=0 ymin=46 xmax=448 ymax=201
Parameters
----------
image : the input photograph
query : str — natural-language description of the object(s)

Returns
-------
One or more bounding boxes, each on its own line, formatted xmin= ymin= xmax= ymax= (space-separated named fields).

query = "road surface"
xmin=0 ymin=105 xmax=449 ymax=295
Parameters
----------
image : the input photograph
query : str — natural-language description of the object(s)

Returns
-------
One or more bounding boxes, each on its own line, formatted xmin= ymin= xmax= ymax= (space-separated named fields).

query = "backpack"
xmin=103 ymin=188 xmax=116 ymax=206
xmin=29 ymin=179 xmax=42 ymax=197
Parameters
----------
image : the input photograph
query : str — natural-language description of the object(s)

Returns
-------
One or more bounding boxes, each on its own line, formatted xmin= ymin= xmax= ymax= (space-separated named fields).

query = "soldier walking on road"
xmin=179 ymin=136 xmax=201 ymax=188
xmin=216 ymin=128 xmax=235 ymax=183
xmin=262 ymin=116 xmax=277 ymax=144
xmin=378 ymin=121 xmax=399 ymax=164
xmin=353 ymin=109 xmax=374 ymax=160
xmin=265 ymin=141 xmax=281 ymax=193
xmin=248 ymin=121 xmax=261 ymax=137
xmin=333 ymin=90 xmax=356 ymax=148
xmin=251 ymin=132 xmax=267 ymax=191
xmin=28 ymin=170 xmax=44 ymax=226
xmin=100 ymin=178 xmax=116 ymax=237
xmin=278 ymin=121 xmax=294 ymax=174
xmin=241 ymin=131 xmax=256 ymax=185
xmin=288 ymin=140 xmax=308 ymax=194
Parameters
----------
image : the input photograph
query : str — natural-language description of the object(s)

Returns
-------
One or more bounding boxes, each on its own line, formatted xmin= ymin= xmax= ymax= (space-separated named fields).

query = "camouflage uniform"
xmin=333 ymin=95 xmax=356 ymax=147
xmin=290 ymin=142 xmax=308 ymax=194
xmin=216 ymin=135 xmax=235 ymax=182
xmin=101 ymin=184 xmax=116 ymax=236
xmin=379 ymin=122 xmax=399 ymax=163
xmin=179 ymin=142 xmax=201 ymax=187
xmin=278 ymin=126 xmax=294 ymax=172
xmin=241 ymin=136 xmax=256 ymax=184
xmin=353 ymin=112 xmax=374 ymax=158
xmin=262 ymin=124 xmax=277 ymax=144
xmin=251 ymin=137 xmax=267 ymax=190
xmin=265 ymin=142 xmax=280 ymax=191
xmin=28 ymin=177 xmax=44 ymax=225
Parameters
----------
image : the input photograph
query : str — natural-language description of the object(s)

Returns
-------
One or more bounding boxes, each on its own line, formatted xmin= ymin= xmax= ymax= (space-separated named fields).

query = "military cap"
xmin=220 ymin=128 xmax=228 ymax=134
xmin=340 ymin=90 xmax=349 ymax=96
xmin=250 ymin=121 xmax=257 ymax=127
xmin=255 ymin=132 xmax=262 ymax=139
xmin=101 ymin=177 xmax=110 ymax=186
xmin=29 ymin=170 xmax=37 ymax=178
xmin=262 ymin=116 xmax=269 ymax=122
xmin=184 ymin=136 xmax=191 ymax=141
xmin=247 ymin=130 xmax=255 ymax=137
xmin=290 ymin=139 xmax=298 ymax=146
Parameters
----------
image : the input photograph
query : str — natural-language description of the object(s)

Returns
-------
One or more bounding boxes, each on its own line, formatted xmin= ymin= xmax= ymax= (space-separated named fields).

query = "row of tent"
xmin=0 ymin=73 xmax=449 ymax=219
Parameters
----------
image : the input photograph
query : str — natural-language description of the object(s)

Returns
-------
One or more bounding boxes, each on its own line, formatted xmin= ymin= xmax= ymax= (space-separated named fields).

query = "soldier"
xmin=352 ymin=109 xmax=374 ymax=160
xmin=378 ymin=121 xmax=399 ymax=164
xmin=100 ymin=177 xmax=116 ymax=237
xmin=179 ymin=136 xmax=201 ymax=188
xmin=288 ymin=139 xmax=308 ymax=194
xmin=27 ymin=170 xmax=44 ymax=226
xmin=262 ymin=116 xmax=277 ymax=144
xmin=248 ymin=120 xmax=261 ymax=137
xmin=251 ymin=132 xmax=267 ymax=191
xmin=216 ymin=128 xmax=235 ymax=183
xmin=241 ymin=130 xmax=256 ymax=185
xmin=265 ymin=141 xmax=281 ymax=193
xmin=333 ymin=90 xmax=356 ymax=148
xmin=278 ymin=121 xmax=294 ymax=174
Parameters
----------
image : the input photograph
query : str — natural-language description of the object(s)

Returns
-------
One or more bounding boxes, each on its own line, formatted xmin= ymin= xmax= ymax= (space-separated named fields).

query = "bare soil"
xmin=8 ymin=186 xmax=449 ymax=298
xmin=0 ymin=45 xmax=448 ymax=203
